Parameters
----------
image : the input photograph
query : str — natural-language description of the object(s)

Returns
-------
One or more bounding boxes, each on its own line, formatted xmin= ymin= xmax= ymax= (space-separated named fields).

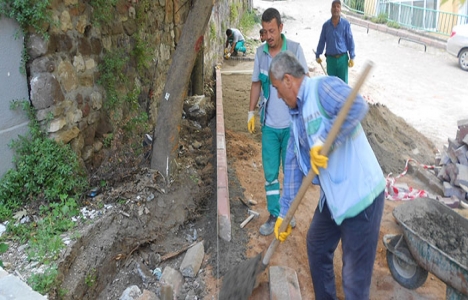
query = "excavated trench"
xmin=55 ymin=96 xmax=222 ymax=299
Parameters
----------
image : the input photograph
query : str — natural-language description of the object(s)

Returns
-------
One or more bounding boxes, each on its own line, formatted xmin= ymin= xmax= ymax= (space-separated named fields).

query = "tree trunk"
xmin=150 ymin=0 xmax=214 ymax=183
xmin=190 ymin=45 xmax=204 ymax=95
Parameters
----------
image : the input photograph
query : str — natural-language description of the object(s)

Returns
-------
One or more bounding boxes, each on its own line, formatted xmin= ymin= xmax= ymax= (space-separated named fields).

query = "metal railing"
xmin=342 ymin=0 xmax=468 ymax=36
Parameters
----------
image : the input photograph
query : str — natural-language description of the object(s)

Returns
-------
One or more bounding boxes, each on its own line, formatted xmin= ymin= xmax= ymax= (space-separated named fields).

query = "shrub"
xmin=0 ymin=101 xmax=88 ymax=221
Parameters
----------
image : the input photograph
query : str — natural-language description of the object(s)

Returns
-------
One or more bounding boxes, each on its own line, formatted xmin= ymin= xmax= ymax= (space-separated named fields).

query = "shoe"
xmin=259 ymin=215 xmax=277 ymax=236
xmin=243 ymin=51 xmax=246 ymax=57
xmin=290 ymin=216 xmax=296 ymax=228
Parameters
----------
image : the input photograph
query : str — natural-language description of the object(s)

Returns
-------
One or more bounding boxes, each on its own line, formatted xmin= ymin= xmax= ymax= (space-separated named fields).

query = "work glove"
xmin=274 ymin=217 xmax=292 ymax=242
xmin=348 ymin=59 xmax=354 ymax=68
xmin=310 ymin=140 xmax=328 ymax=175
xmin=248 ymin=111 xmax=255 ymax=133
xmin=316 ymin=57 xmax=322 ymax=64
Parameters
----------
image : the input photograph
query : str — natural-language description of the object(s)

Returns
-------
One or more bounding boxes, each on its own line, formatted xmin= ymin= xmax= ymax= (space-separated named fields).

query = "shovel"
xmin=313 ymin=49 xmax=328 ymax=75
xmin=219 ymin=61 xmax=374 ymax=300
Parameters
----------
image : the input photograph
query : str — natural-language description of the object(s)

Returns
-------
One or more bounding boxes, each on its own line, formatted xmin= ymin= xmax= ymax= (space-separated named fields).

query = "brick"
xmin=180 ymin=241 xmax=204 ymax=278
xmin=269 ymin=265 xmax=302 ymax=300
xmin=443 ymin=181 xmax=466 ymax=199
xmin=439 ymin=150 xmax=451 ymax=165
xmin=463 ymin=134 xmax=468 ymax=146
xmin=447 ymin=138 xmax=460 ymax=164
xmin=436 ymin=195 xmax=460 ymax=208
xmin=456 ymin=118 xmax=468 ymax=144
xmin=454 ymin=145 xmax=468 ymax=165
xmin=445 ymin=163 xmax=458 ymax=186
xmin=457 ymin=164 xmax=468 ymax=188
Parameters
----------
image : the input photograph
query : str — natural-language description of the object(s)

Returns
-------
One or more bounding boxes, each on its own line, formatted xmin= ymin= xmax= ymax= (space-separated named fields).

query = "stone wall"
xmin=21 ymin=0 xmax=247 ymax=168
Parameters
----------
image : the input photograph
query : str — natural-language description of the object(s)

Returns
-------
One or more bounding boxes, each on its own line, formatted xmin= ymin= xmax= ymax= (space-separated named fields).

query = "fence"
xmin=342 ymin=0 xmax=468 ymax=36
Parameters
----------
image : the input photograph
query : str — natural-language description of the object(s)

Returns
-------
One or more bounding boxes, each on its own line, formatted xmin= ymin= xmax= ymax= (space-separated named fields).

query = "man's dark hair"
xmin=226 ymin=29 xmax=232 ymax=36
xmin=262 ymin=8 xmax=282 ymax=25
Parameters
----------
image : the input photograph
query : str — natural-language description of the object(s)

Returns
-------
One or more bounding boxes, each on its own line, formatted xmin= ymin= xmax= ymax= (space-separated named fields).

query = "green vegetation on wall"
xmin=90 ymin=0 xmax=118 ymax=27
xmin=230 ymin=3 xmax=239 ymax=24
xmin=0 ymin=0 xmax=52 ymax=37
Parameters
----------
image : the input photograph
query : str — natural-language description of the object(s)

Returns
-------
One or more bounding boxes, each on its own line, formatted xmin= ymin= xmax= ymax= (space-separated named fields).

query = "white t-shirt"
xmin=231 ymin=28 xmax=245 ymax=43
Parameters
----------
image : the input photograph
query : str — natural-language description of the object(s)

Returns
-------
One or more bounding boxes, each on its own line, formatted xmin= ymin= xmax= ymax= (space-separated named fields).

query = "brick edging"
xmin=216 ymin=67 xmax=231 ymax=242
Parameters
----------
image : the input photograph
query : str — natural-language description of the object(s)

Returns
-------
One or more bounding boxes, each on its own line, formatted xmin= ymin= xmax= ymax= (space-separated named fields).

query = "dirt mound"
xmin=363 ymin=103 xmax=437 ymax=175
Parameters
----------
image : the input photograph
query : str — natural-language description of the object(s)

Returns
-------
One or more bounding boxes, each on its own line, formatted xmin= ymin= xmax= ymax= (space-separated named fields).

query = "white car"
xmin=446 ymin=24 xmax=468 ymax=71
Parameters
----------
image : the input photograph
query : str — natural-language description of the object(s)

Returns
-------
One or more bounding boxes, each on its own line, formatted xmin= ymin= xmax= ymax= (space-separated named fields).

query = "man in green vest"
xmin=248 ymin=7 xmax=309 ymax=236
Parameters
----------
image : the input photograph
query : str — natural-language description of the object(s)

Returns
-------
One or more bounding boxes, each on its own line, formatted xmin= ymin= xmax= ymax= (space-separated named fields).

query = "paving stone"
xmin=436 ymin=195 xmax=460 ymax=208
xmin=457 ymin=163 xmax=468 ymax=187
xmin=269 ymin=265 xmax=302 ymax=300
xmin=456 ymin=119 xmax=468 ymax=144
xmin=180 ymin=241 xmax=204 ymax=278
xmin=443 ymin=181 xmax=466 ymax=199
xmin=454 ymin=145 xmax=468 ymax=165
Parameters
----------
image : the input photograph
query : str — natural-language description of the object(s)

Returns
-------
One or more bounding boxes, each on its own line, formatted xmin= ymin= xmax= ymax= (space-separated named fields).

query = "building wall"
xmin=0 ymin=0 xmax=247 ymax=176
xmin=0 ymin=18 xmax=30 ymax=177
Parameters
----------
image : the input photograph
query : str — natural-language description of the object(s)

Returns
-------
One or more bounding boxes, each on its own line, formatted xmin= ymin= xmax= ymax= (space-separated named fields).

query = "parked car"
xmin=446 ymin=23 xmax=468 ymax=71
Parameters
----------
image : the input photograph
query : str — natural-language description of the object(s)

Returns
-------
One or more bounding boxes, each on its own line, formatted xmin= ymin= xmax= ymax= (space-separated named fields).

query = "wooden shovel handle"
xmin=262 ymin=61 xmax=374 ymax=266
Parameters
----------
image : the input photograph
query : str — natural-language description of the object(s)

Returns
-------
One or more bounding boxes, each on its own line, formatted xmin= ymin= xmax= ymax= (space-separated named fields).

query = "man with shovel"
xmin=270 ymin=51 xmax=385 ymax=299
xmin=248 ymin=8 xmax=309 ymax=236
xmin=315 ymin=0 xmax=355 ymax=83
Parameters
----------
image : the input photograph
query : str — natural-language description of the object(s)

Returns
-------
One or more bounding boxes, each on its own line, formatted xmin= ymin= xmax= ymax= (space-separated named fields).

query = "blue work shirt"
xmin=316 ymin=17 xmax=355 ymax=59
xmin=280 ymin=76 xmax=370 ymax=219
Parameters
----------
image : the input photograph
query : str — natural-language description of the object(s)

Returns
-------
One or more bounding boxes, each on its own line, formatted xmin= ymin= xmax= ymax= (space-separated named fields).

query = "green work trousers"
xmin=261 ymin=125 xmax=290 ymax=217
xmin=326 ymin=54 xmax=349 ymax=83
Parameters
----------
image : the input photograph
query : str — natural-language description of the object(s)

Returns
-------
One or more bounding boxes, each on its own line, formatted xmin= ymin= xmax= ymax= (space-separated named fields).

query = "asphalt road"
xmin=253 ymin=0 xmax=468 ymax=151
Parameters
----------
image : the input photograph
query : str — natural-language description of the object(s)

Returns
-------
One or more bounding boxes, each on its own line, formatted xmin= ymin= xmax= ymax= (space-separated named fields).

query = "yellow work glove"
xmin=316 ymin=57 xmax=322 ymax=64
xmin=310 ymin=141 xmax=328 ymax=175
xmin=274 ymin=217 xmax=292 ymax=242
xmin=248 ymin=111 xmax=255 ymax=133
xmin=348 ymin=59 xmax=354 ymax=68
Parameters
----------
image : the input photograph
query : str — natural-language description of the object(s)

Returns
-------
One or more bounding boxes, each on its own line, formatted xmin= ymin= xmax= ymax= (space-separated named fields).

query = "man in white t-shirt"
xmin=225 ymin=28 xmax=247 ymax=56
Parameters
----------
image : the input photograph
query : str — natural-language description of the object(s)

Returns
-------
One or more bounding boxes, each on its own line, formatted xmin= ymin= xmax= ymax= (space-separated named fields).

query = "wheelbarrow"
xmin=383 ymin=197 xmax=468 ymax=299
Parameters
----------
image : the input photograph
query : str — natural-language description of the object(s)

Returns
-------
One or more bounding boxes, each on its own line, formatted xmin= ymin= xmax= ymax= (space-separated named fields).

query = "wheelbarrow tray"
xmin=393 ymin=197 xmax=468 ymax=295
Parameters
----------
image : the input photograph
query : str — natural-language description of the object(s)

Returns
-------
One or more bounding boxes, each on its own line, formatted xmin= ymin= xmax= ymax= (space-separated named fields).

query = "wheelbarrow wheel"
xmin=386 ymin=250 xmax=428 ymax=289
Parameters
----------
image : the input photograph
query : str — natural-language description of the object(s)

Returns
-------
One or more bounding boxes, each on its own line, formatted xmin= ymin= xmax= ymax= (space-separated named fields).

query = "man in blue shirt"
xmin=248 ymin=8 xmax=309 ymax=236
xmin=270 ymin=51 xmax=385 ymax=299
xmin=316 ymin=0 xmax=355 ymax=83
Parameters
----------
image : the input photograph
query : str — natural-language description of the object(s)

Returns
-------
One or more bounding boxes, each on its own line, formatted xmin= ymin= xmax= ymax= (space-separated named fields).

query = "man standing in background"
xmin=315 ymin=0 xmax=355 ymax=83
xmin=248 ymin=8 xmax=309 ymax=236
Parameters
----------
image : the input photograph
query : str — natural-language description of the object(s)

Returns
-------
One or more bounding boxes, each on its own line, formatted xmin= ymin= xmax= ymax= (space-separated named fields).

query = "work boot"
xmin=259 ymin=214 xmax=277 ymax=236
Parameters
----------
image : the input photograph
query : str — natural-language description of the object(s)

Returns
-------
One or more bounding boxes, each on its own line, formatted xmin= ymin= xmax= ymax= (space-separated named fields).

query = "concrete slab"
xmin=0 ymin=274 xmax=47 ymax=299
xmin=269 ymin=265 xmax=302 ymax=300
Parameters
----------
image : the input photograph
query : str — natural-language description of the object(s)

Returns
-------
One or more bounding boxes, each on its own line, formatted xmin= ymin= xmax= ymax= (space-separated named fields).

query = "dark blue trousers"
xmin=306 ymin=191 xmax=385 ymax=300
